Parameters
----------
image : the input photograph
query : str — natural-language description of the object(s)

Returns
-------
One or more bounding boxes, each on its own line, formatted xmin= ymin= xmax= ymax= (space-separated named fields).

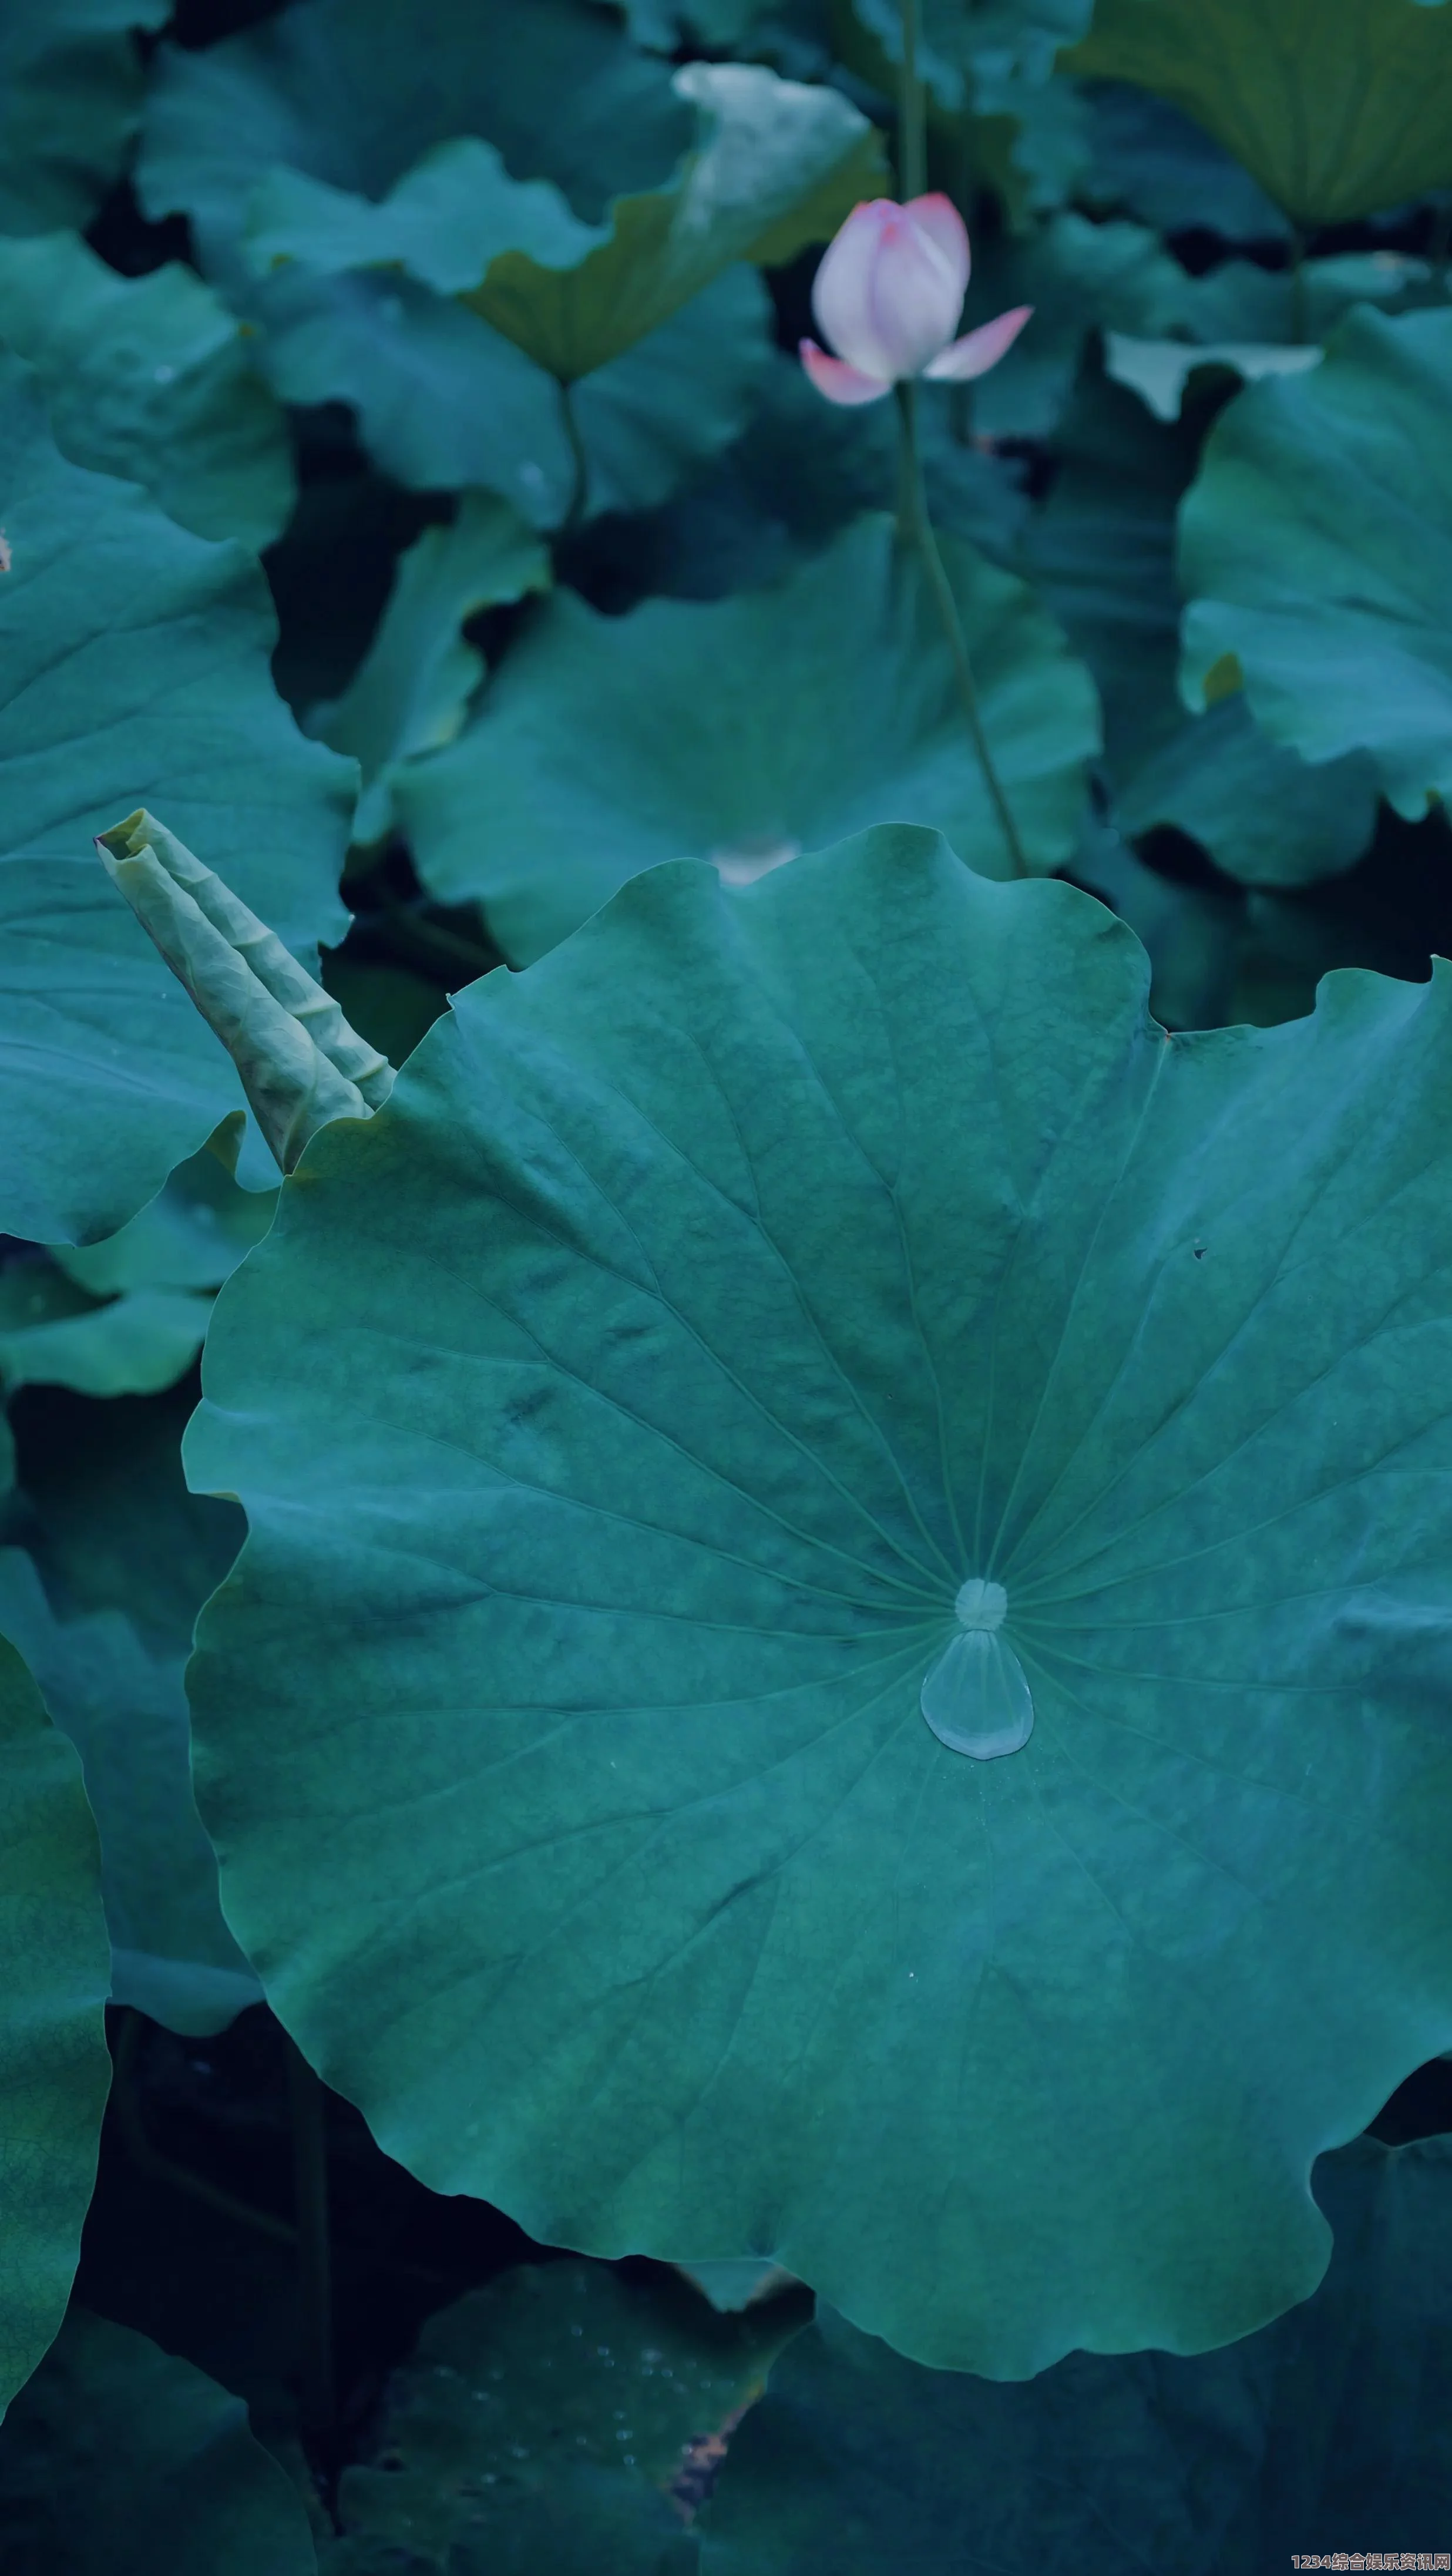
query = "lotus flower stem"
xmin=895 ymin=379 xmax=1029 ymax=879
xmin=898 ymin=0 xmax=927 ymax=201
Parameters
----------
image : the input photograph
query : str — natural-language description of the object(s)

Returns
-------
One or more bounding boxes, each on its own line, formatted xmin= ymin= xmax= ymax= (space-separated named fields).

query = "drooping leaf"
xmin=0 ymin=1630 xmax=109 ymax=2414
xmin=333 ymin=2258 xmax=806 ymax=2574
xmin=0 ymin=231 xmax=295 ymax=549
xmin=0 ymin=1549 xmax=261 ymax=2037
xmin=700 ymin=2136 xmax=1452 ymax=2574
xmin=0 ymin=2306 xmax=318 ymax=2571
xmin=1179 ymin=304 xmax=1452 ymax=819
xmin=138 ymin=0 xmax=755 ymax=520
xmin=246 ymin=66 xmax=883 ymax=384
xmin=185 ymin=825 xmax=1452 ymax=2375
xmin=1063 ymin=0 xmax=1452 ymax=227
xmin=462 ymin=65 xmax=883 ymax=381
xmin=309 ymin=495 xmax=550 ymax=844
xmin=399 ymin=513 xmax=1100 ymax=963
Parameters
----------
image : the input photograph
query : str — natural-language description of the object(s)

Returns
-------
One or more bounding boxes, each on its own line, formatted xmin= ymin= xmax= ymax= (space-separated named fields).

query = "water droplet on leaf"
xmin=920 ymin=1580 xmax=1033 ymax=1759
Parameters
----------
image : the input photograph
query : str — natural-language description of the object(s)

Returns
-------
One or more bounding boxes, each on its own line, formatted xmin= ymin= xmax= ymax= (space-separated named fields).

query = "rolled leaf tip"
xmin=96 ymin=808 xmax=393 ymax=1176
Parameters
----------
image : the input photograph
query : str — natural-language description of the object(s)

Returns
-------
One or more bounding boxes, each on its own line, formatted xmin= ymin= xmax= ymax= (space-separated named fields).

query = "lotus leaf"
xmin=0 ymin=1630 xmax=109 ymax=2414
xmin=701 ymin=2135 xmax=1452 ymax=2572
xmin=1064 ymin=0 xmax=1452 ymax=227
xmin=0 ymin=2306 xmax=317 ymax=2572
xmin=186 ymin=825 xmax=1452 ymax=2374
xmin=0 ymin=232 xmax=294 ymax=549
xmin=310 ymin=495 xmax=551 ymax=844
xmin=246 ymin=66 xmax=883 ymax=385
xmin=333 ymin=2256 xmax=806 ymax=2573
xmin=0 ymin=1550 xmax=261 ymax=2037
xmin=399 ymin=513 xmax=1100 ymax=962
xmin=1179 ymin=305 xmax=1452 ymax=819
xmin=0 ymin=347 xmax=354 ymax=1241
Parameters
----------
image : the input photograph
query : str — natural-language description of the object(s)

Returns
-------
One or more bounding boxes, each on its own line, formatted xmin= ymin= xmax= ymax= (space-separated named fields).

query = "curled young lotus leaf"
xmin=186 ymin=825 xmax=1452 ymax=2376
xmin=98 ymin=811 xmax=392 ymax=1176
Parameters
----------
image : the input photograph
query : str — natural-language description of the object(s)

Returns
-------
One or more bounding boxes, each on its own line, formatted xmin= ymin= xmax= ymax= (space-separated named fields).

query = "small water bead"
xmin=920 ymin=1577 xmax=1034 ymax=1760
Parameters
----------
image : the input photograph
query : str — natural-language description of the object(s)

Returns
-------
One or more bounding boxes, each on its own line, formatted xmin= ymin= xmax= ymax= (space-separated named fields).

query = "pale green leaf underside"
xmin=1178 ymin=305 xmax=1452 ymax=819
xmin=0 ymin=2308 xmax=317 ymax=2571
xmin=1064 ymin=0 xmax=1452 ymax=226
xmin=0 ymin=1633 xmax=109 ymax=2416
xmin=701 ymin=2137 xmax=1452 ymax=2571
xmin=187 ymin=827 xmax=1452 ymax=2375
xmin=401 ymin=513 xmax=1101 ymax=963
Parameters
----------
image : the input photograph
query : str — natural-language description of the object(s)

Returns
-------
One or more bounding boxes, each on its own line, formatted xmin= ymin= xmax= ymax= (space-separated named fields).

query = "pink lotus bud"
xmin=799 ymin=194 xmax=1031 ymax=408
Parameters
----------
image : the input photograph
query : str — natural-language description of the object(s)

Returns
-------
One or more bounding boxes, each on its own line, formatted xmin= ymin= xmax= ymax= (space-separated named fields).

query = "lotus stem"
xmin=895 ymin=380 xmax=1028 ymax=879
xmin=899 ymin=0 xmax=927 ymax=200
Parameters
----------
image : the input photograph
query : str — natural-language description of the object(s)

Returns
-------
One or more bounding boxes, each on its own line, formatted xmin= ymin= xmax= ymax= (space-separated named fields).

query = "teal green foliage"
xmin=0 ymin=1633 xmax=110 ymax=2414
xmin=0 ymin=2308 xmax=317 ymax=2571
xmin=186 ymin=829 xmax=1452 ymax=2374
xmin=332 ymin=2258 xmax=806 ymax=2571
xmin=700 ymin=2137 xmax=1452 ymax=2571
xmin=1180 ymin=305 xmax=1452 ymax=817
xmin=6 ymin=0 xmax=1452 ymax=2550
xmin=399 ymin=516 xmax=1099 ymax=960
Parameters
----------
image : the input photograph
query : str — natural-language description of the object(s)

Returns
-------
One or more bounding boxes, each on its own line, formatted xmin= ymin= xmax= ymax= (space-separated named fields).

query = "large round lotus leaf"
xmin=1063 ymin=0 xmax=1452 ymax=227
xmin=334 ymin=2257 xmax=806 ymax=2574
xmin=0 ymin=2306 xmax=317 ymax=2572
xmin=0 ymin=344 xmax=354 ymax=1243
xmin=185 ymin=825 xmax=1452 ymax=2375
xmin=0 ymin=232 xmax=294 ymax=550
xmin=701 ymin=2135 xmax=1452 ymax=2572
xmin=0 ymin=1630 xmax=109 ymax=2414
xmin=1179 ymin=305 xmax=1452 ymax=824
xmin=0 ymin=1550 xmax=261 ymax=2037
xmin=399 ymin=514 xmax=1100 ymax=963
